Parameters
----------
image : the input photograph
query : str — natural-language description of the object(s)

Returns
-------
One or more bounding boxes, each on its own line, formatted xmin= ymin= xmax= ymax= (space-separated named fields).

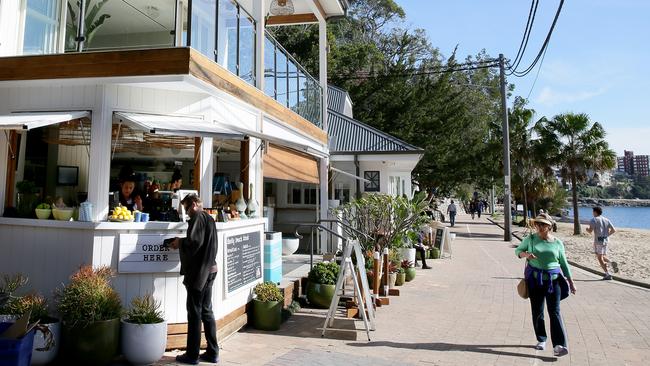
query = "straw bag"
xmin=517 ymin=239 xmax=532 ymax=299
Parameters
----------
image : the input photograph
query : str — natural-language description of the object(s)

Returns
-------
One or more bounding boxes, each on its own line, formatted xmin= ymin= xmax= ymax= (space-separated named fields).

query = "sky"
xmin=396 ymin=0 xmax=649 ymax=156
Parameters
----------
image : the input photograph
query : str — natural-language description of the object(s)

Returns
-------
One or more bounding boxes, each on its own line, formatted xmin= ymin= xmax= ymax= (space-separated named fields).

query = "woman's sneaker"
xmin=553 ymin=345 xmax=568 ymax=357
xmin=535 ymin=341 xmax=546 ymax=350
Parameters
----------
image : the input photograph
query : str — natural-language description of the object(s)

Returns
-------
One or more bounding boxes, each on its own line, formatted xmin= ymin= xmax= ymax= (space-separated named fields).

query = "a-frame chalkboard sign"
xmin=321 ymin=239 xmax=375 ymax=340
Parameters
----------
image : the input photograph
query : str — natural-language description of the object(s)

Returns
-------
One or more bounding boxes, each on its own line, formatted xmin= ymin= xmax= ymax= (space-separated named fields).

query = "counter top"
xmin=0 ymin=217 xmax=266 ymax=231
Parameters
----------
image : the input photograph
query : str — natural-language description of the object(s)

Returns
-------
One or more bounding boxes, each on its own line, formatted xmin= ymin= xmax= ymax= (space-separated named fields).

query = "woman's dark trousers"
xmin=528 ymin=279 xmax=567 ymax=347
xmin=185 ymin=272 xmax=219 ymax=359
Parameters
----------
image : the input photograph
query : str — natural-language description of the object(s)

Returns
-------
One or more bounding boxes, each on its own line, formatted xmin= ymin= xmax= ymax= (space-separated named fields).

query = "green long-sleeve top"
xmin=515 ymin=234 xmax=572 ymax=279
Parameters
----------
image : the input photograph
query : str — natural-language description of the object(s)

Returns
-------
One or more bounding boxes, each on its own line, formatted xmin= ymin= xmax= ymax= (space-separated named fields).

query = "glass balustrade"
xmin=28 ymin=0 xmax=322 ymax=128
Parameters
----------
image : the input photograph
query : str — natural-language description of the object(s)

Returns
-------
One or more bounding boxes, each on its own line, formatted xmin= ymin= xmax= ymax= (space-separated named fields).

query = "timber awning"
xmin=263 ymin=144 xmax=319 ymax=184
xmin=0 ymin=111 xmax=90 ymax=130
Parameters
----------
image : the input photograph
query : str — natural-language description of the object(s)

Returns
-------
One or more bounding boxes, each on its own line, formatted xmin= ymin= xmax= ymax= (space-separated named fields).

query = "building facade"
xmin=617 ymin=150 xmax=649 ymax=176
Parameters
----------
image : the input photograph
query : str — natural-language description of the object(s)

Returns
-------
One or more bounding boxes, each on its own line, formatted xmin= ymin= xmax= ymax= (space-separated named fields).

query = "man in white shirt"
xmin=586 ymin=206 xmax=618 ymax=280
xmin=447 ymin=200 xmax=457 ymax=227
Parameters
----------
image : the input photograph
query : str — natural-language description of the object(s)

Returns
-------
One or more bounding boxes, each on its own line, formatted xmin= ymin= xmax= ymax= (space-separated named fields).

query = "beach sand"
xmin=554 ymin=222 xmax=650 ymax=284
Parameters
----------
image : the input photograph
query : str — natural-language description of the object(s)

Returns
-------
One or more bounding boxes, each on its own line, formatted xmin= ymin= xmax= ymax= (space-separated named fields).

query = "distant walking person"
xmin=515 ymin=214 xmax=576 ymax=357
xmin=447 ymin=200 xmax=457 ymax=227
xmin=469 ymin=201 xmax=476 ymax=220
xmin=477 ymin=200 xmax=484 ymax=218
xmin=586 ymin=206 xmax=618 ymax=280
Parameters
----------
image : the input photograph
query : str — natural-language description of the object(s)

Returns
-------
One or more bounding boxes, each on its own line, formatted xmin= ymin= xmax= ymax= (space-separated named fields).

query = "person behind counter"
xmin=171 ymin=169 xmax=183 ymax=192
xmin=169 ymin=194 xmax=219 ymax=364
xmin=118 ymin=171 xmax=143 ymax=211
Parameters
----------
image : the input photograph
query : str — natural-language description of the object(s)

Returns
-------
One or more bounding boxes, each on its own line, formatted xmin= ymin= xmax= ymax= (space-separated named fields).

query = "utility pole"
xmin=499 ymin=54 xmax=512 ymax=242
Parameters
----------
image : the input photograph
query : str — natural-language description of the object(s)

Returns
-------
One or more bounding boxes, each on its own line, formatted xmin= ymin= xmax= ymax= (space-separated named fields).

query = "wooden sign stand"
xmin=321 ymin=240 xmax=376 ymax=340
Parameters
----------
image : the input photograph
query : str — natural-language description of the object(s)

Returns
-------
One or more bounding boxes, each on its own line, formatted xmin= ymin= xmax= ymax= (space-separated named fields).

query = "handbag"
xmin=517 ymin=238 xmax=533 ymax=299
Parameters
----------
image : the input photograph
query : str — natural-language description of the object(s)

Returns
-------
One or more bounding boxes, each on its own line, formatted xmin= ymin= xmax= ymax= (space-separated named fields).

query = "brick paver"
xmin=166 ymin=213 xmax=650 ymax=365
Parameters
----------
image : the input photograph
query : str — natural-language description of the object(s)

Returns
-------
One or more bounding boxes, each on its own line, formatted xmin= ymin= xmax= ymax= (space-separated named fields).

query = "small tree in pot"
xmin=402 ymin=260 xmax=416 ymax=282
xmin=306 ymin=262 xmax=340 ymax=309
xmin=57 ymin=265 xmax=122 ymax=366
xmin=252 ymin=282 xmax=284 ymax=331
xmin=121 ymin=294 xmax=167 ymax=365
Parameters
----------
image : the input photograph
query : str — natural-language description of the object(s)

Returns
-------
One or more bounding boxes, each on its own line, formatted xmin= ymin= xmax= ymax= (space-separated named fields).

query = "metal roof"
xmin=327 ymin=109 xmax=423 ymax=154
xmin=327 ymin=85 xmax=350 ymax=114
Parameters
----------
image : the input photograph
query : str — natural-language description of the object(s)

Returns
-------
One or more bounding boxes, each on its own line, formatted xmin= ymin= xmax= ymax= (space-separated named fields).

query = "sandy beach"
xmin=554 ymin=222 xmax=650 ymax=284
xmin=500 ymin=218 xmax=650 ymax=284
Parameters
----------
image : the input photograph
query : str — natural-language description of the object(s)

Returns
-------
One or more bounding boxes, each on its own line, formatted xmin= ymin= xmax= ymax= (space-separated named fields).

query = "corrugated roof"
xmin=328 ymin=109 xmax=423 ymax=153
xmin=327 ymin=85 xmax=350 ymax=114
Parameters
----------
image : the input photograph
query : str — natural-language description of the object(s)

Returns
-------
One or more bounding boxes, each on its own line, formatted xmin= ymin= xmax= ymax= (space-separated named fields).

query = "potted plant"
xmin=402 ymin=260 xmax=416 ymax=282
xmin=306 ymin=262 xmax=339 ymax=309
xmin=0 ymin=273 xmax=28 ymax=322
xmin=432 ymin=246 xmax=441 ymax=259
xmin=388 ymin=261 xmax=398 ymax=289
xmin=16 ymin=180 xmax=38 ymax=218
xmin=121 ymin=294 xmax=167 ymax=366
xmin=395 ymin=267 xmax=406 ymax=286
xmin=252 ymin=282 xmax=284 ymax=331
xmin=57 ymin=265 xmax=122 ymax=366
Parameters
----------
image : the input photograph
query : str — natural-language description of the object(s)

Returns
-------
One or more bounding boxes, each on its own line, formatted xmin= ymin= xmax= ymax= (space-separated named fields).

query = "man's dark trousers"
xmin=185 ymin=272 xmax=218 ymax=359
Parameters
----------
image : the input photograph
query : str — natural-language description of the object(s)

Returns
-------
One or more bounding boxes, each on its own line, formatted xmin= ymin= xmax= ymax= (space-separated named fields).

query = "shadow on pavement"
xmin=492 ymin=276 xmax=523 ymax=280
xmin=454 ymin=232 xmax=503 ymax=240
xmin=347 ymin=341 xmax=557 ymax=362
xmin=244 ymin=312 xmax=359 ymax=341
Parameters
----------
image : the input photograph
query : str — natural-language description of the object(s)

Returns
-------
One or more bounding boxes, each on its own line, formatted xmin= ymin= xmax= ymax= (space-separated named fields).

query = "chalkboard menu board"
xmin=434 ymin=228 xmax=445 ymax=250
xmin=226 ymin=230 xmax=262 ymax=294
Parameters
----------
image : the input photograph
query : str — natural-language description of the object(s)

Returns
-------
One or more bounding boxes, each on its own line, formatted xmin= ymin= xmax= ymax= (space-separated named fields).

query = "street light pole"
xmin=499 ymin=54 xmax=512 ymax=242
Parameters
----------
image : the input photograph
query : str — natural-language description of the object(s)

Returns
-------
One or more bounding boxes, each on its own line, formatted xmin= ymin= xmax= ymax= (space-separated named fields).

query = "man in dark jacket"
xmin=170 ymin=194 xmax=219 ymax=364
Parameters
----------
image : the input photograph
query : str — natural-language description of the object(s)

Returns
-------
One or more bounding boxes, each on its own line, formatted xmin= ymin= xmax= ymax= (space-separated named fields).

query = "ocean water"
xmin=567 ymin=206 xmax=650 ymax=230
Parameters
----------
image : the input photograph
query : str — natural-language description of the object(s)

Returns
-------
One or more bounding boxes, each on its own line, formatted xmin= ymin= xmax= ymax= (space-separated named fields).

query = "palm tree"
xmin=536 ymin=113 xmax=616 ymax=235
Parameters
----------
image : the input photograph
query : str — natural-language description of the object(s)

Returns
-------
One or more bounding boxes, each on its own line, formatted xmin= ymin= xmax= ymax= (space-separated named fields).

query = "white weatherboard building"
xmin=0 ymin=0 xmax=347 ymax=346
xmin=268 ymin=85 xmax=423 ymax=254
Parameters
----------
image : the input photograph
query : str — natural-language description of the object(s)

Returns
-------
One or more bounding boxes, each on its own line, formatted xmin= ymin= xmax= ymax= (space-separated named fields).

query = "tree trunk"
xmin=571 ymin=172 xmax=581 ymax=235
xmin=522 ymin=183 xmax=528 ymax=223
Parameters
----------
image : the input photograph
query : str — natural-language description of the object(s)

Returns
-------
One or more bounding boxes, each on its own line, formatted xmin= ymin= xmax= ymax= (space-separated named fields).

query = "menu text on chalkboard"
xmin=226 ymin=230 xmax=262 ymax=293
xmin=434 ymin=228 xmax=444 ymax=250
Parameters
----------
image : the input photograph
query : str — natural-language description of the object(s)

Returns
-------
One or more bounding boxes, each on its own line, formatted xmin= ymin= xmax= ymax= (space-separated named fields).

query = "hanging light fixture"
xmin=269 ymin=0 xmax=295 ymax=16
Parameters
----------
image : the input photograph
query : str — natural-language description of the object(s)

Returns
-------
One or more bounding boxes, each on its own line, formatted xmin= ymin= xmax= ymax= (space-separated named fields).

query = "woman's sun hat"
xmin=534 ymin=213 xmax=553 ymax=226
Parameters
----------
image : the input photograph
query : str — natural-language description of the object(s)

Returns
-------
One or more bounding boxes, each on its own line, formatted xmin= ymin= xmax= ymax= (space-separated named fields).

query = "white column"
xmin=88 ymin=87 xmax=111 ymax=221
xmin=253 ymin=0 xmax=265 ymax=92
xmin=319 ymin=156 xmax=329 ymax=253
xmin=318 ymin=18 xmax=328 ymax=131
xmin=200 ymin=137 xmax=213 ymax=206
xmin=0 ymin=131 xmax=7 ymax=216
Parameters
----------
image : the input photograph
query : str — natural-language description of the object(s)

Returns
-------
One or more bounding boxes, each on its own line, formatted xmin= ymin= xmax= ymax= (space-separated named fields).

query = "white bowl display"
xmin=52 ymin=208 xmax=74 ymax=221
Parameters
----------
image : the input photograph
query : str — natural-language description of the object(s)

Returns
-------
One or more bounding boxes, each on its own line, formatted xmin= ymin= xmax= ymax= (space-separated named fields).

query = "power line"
xmin=525 ymin=43 xmax=548 ymax=100
xmin=339 ymin=63 xmax=499 ymax=80
xmin=507 ymin=0 xmax=539 ymax=76
xmin=511 ymin=0 xmax=564 ymax=77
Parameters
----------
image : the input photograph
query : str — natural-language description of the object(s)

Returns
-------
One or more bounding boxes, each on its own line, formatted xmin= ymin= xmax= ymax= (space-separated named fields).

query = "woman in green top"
xmin=515 ymin=214 xmax=577 ymax=357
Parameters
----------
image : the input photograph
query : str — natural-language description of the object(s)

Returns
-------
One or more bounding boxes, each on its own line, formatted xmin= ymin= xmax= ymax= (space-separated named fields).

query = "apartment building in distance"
xmin=617 ymin=150 xmax=649 ymax=176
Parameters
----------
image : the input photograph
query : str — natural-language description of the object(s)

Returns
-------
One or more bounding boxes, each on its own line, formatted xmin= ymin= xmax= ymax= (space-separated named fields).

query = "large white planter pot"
xmin=400 ymin=248 xmax=416 ymax=266
xmin=121 ymin=320 xmax=168 ymax=366
xmin=31 ymin=319 xmax=61 ymax=366
xmin=282 ymin=238 xmax=300 ymax=255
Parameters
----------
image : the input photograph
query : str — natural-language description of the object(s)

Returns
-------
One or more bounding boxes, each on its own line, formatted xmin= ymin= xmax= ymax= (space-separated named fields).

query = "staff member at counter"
xmin=169 ymin=194 xmax=219 ymax=365
xmin=118 ymin=169 xmax=143 ymax=211
xmin=171 ymin=169 xmax=183 ymax=192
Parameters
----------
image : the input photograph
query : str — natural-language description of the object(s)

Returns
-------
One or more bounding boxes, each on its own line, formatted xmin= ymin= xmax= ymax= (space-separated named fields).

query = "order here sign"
xmin=119 ymin=233 xmax=181 ymax=273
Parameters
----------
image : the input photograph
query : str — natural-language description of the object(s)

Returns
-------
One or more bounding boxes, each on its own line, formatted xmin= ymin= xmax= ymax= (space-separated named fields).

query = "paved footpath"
xmin=162 ymin=214 xmax=650 ymax=366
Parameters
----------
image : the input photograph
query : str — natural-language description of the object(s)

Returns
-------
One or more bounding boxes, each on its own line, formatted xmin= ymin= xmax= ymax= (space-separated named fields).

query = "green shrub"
xmin=6 ymin=293 xmax=50 ymax=323
xmin=308 ymin=262 xmax=340 ymax=285
xmin=0 ymin=273 xmax=29 ymax=314
xmin=253 ymin=282 xmax=283 ymax=302
xmin=124 ymin=294 xmax=164 ymax=324
xmin=57 ymin=265 xmax=122 ymax=327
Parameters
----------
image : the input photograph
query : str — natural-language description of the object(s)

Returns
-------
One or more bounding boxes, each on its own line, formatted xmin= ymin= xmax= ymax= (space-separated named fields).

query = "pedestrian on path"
xmin=585 ymin=206 xmax=618 ymax=280
xmin=170 ymin=194 xmax=220 ymax=365
xmin=469 ymin=201 xmax=476 ymax=219
xmin=447 ymin=200 xmax=457 ymax=227
xmin=477 ymin=200 xmax=484 ymax=218
xmin=515 ymin=213 xmax=577 ymax=357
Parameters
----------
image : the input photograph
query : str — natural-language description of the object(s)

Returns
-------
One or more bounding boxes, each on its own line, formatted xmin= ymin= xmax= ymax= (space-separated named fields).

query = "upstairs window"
xmin=23 ymin=0 xmax=62 ymax=55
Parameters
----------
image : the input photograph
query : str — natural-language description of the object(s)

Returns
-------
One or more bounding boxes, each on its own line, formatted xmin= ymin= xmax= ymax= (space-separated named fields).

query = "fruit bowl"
xmin=108 ymin=217 xmax=135 ymax=223
xmin=52 ymin=208 xmax=74 ymax=221
xmin=35 ymin=208 xmax=51 ymax=220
